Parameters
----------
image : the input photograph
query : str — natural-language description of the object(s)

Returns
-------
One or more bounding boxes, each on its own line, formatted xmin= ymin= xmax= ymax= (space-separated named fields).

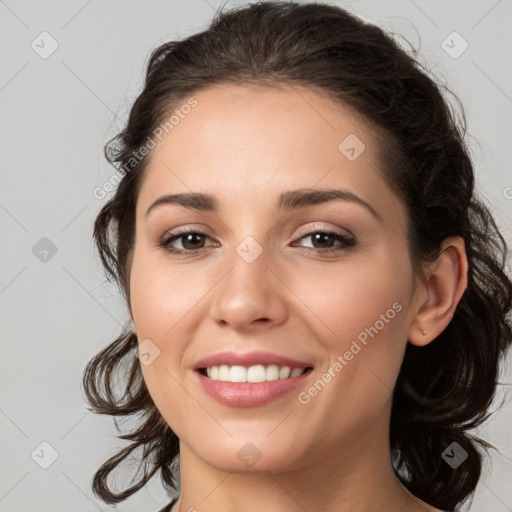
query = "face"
xmin=129 ymin=83 xmax=421 ymax=473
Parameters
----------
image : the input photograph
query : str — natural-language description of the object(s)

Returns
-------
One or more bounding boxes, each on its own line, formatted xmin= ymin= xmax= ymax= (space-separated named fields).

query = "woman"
xmin=83 ymin=2 xmax=512 ymax=511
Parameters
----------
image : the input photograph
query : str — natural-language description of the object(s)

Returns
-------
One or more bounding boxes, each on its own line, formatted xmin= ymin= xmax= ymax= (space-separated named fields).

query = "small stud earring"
xmin=420 ymin=328 xmax=427 ymax=335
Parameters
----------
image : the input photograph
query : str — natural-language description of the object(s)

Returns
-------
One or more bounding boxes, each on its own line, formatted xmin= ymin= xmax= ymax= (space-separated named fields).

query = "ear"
xmin=408 ymin=236 xmax=468 ymax=347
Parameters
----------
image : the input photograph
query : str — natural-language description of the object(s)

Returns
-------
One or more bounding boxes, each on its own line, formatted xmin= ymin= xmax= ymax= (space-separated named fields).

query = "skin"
xmin=128 ymin=83 xmax=467 ymax=512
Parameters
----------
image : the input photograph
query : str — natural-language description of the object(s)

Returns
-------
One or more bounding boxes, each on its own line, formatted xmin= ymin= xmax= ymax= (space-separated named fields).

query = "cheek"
xmin=129 ymin=250 xmax=181 ymax=381
xmin=129 ymin=247 xmax=202 ymax=340
xmin=129 ymin=249 xmax=214 ymax=427
xmin=291 ymin=251 xmax=411 ymax=347
xmin=289 ymin=251 xmax=412 ymax=407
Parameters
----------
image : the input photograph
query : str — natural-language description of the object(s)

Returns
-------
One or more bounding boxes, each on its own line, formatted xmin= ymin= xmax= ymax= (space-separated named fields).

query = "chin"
xmin=192 ymin=437 xmax=306 ymax=474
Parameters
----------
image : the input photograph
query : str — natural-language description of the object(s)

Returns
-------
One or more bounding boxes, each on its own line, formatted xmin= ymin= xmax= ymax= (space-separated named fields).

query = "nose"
xmin=209 ymin=246 xmax=288 ymax=332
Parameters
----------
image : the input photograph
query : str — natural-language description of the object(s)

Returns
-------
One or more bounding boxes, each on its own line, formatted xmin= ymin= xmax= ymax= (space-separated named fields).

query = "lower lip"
xmin=195 ymin=369 xmax=313 ymax=407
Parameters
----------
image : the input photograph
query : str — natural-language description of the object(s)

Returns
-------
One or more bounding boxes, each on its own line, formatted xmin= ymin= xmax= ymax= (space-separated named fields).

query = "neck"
xmin=171 ymin=411 xmax=427 ymax=512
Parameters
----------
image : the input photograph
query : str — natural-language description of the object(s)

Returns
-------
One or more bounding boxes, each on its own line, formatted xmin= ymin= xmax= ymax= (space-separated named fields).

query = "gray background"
xmin=1 ymin=0 xmax=511 ymax=511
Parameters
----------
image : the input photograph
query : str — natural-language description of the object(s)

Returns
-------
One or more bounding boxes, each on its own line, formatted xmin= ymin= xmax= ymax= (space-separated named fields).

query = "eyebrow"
xmin=145 ymin=188 xmax=382 ymax=222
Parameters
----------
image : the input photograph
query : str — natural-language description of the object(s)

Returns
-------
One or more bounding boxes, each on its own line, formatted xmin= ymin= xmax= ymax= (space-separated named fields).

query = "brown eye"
xmin=177 ymin=233 xmax=207 ymax=250
xmin=308 ymin=232 xmax=337 ymax=249
xmin=158 ymin=228 xmax=355 ymax=256
xmin=159 ymin=230 xmax=214 ymax=254
xmin=294 ymin=230 xmax=355 ymax=253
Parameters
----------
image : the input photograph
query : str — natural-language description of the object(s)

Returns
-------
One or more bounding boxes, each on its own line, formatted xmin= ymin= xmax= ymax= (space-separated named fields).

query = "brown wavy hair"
xmin=83 ymin=2 xmax=512 ymax=510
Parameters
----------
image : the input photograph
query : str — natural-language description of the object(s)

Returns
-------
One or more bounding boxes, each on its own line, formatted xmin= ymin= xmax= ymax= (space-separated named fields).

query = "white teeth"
xmin=266 ymin=364 xmax=280 ymax=381
xmin=203 ymin=364 xmax=308 ymax=382
xmin=279 ymin=366 xmax=291 ymax=379
xmin=219 ymin=365 xmax=230 ymax=381
xmin=290 ymin=368 xmax=304 ymax=377
xmin=229 ymin=365 xmax=246 ymax=382
xmin=247 ymin=364 xmax=266 ymax=383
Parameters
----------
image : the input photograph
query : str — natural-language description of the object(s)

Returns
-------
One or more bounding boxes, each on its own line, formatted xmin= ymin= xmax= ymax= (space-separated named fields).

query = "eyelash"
xmin=158 ymin=227 xmax=356 ymax=255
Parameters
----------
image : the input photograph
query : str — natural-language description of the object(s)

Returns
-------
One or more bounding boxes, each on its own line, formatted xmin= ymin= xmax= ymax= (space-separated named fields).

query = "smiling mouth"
xmin=197 ymin=364 xmax=314 ymax=383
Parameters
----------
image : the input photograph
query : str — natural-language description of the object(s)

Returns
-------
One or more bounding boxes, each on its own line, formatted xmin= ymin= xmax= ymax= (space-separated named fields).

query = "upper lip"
xmin=194 ymin=351 xmax=313 ymax=369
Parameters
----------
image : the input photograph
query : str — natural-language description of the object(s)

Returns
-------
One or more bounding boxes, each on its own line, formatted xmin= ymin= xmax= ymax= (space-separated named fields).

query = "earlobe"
xmin=408 ymin=236 xmax=468 ymax=347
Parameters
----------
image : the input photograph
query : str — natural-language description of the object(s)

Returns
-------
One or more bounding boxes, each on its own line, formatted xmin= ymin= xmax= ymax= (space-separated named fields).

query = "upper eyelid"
xmin=162 ymin=226 xmax=354 ymax=246
xmin=163 ymin=224 xmax=352 ymax=239
xmin=294 ymin=222 xmax=354 ymax=238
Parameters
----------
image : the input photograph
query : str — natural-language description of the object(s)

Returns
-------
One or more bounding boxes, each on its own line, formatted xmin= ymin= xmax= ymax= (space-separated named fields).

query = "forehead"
xmin=148 ymin=83 xmax=376 ymax=166
xmin=136 ymin=83 xmax=404 ymax=225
